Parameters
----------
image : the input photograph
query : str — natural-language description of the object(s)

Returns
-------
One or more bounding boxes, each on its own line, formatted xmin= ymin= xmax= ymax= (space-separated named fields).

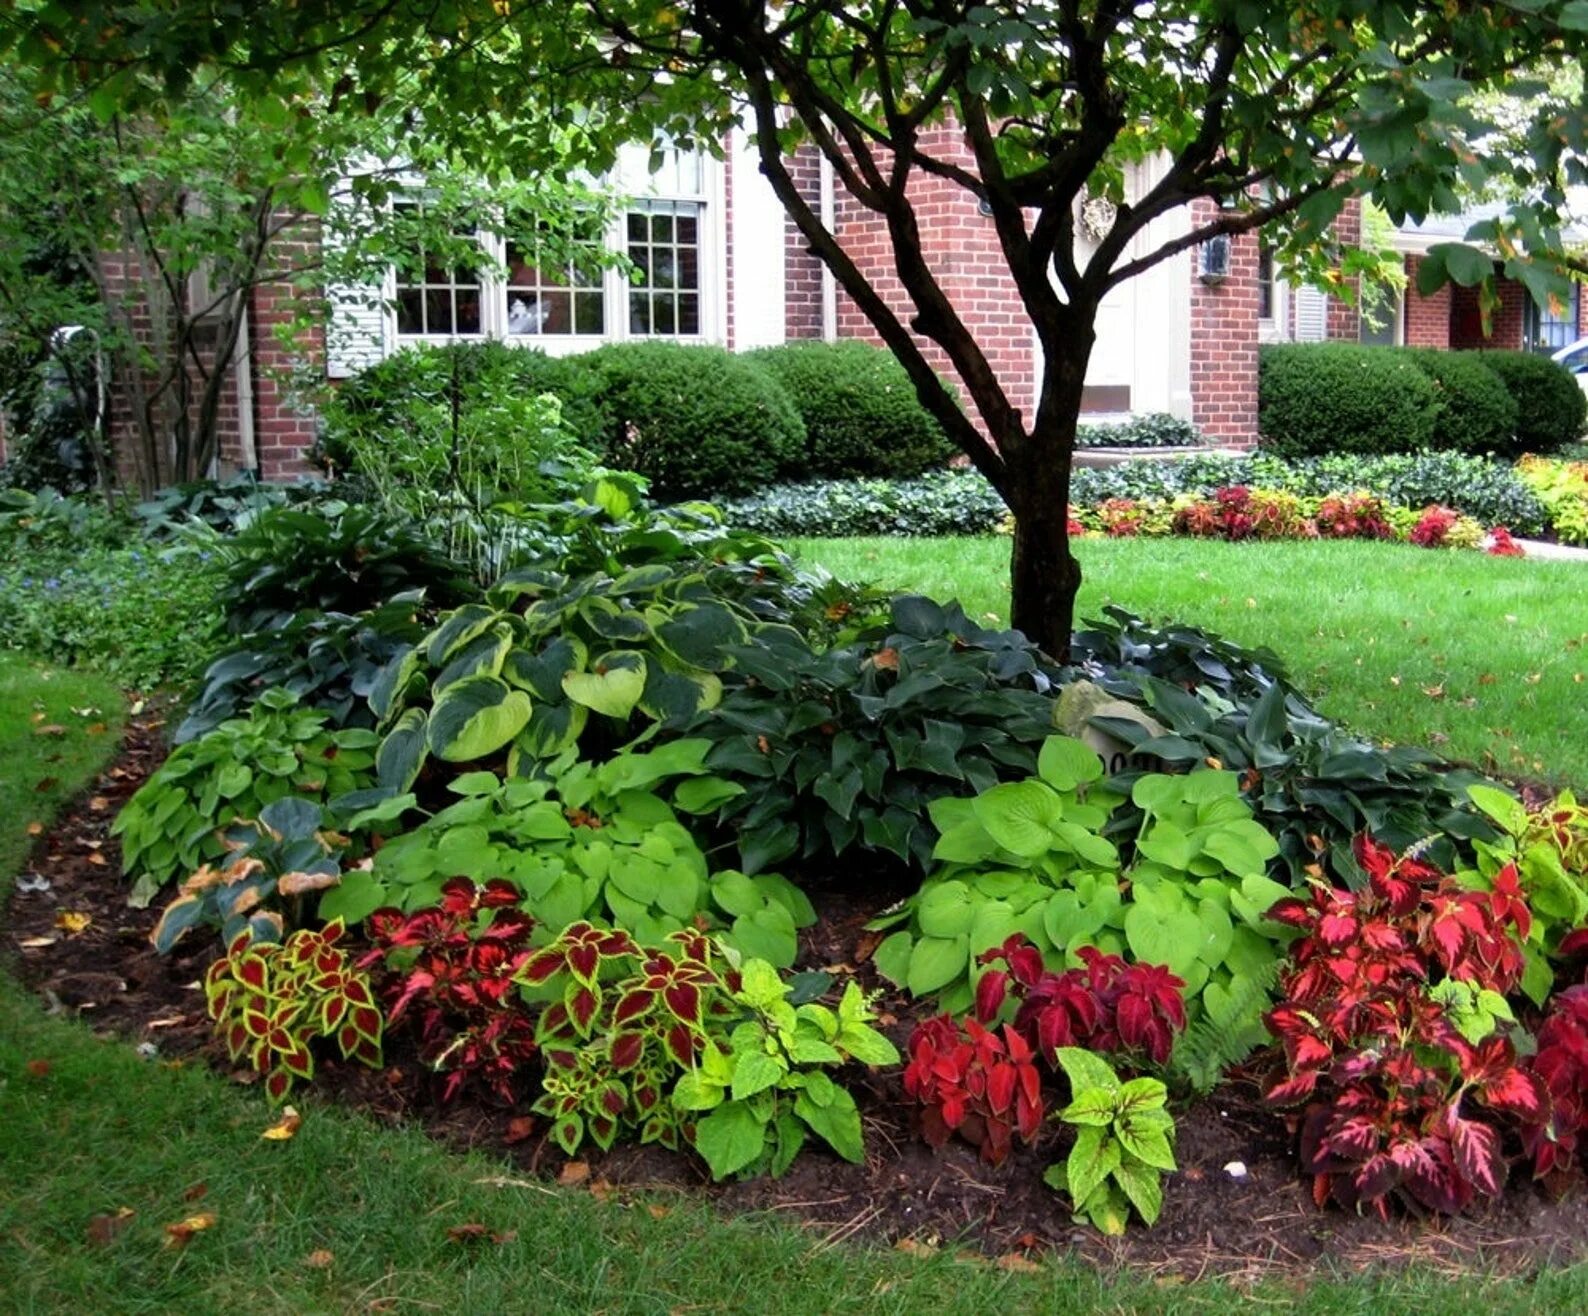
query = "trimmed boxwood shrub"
xmin=1404 ymin=349 xmax=1518 ymax=455
xmin=748 ymin=340 xmax=956 ymax=479
xmin=1466 ymin=350 xmax=1587 ymax=456
xmin=586 ymin=341 xmax=806 ymax=498
xmin=1258 ymin=343 xmax=1439 ymax=457
xmin=318 ymin=341 xmax=606 ymax=473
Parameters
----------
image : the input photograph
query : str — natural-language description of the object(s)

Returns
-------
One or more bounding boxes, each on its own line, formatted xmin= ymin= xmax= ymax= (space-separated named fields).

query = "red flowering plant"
xmin=1487 ymin=526 xmax=1525 ymax=557
xmin=517 ymin=923 xmax=739 ymax=1154
xmin=903 ymin=935 xmax=1187 ymax=1164
xmin=361 ymin=877 xmax=538 ymax=1104
xmin=1264 ymin=835 xmax=1548 ymax=1216
xmin=1313 ymin=491 xmax=1393 ymax=539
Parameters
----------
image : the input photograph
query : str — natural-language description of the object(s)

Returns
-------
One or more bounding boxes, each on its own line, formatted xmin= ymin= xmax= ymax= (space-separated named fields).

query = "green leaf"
xmin=317 ymin=869 xmax=386 ymax=925
xmin=376 ymin=708 xmax=429 ymax=791
xmin=562 ymin=658 xmax=647 ymax=719
xmin=795 ymin=1084 xmax=865 ymax=1163
xmin=1037 ymin=735 xmax=1104 ymax=792
xmin=1116 ymin=1120 xmax=1177 ymax=1172
xmin=1054 ymin=1047 xmax=1121 ymax=1097
xmin=731 ymin=1050 xmax=784 ymax=1101
xmin=691 ymin=1101 xmax=768 ymax=1180
xmin=906 ymin=935 xmax=967 ymax=996
xmin=1245 ymin=682 xmax=1288 ymax=749
xmin=1060 ymin=1087 xmax=1119 ymax=1127
xmin=1428 ymin=240 xmax=1494 ymax=288
xmin=1467 ymin=784 xmax=1527 ymax=837
xmin=1064 ymin=1125 xmax=1122 ymax=1206
xmin=872 ymin=930 xmax=913 ymax=987
xmin=972 ymin=781 xmax=1062 ymax=858
xmin=1112 ymin=1158 xmax=1165 ymax=1226
xmin=428 ymin=676 xmax=533 ymax=762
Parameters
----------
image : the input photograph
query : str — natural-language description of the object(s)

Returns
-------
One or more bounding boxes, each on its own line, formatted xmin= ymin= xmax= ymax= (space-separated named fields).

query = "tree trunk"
xmin=1008 ymin=456 xmax=1082 ymax=660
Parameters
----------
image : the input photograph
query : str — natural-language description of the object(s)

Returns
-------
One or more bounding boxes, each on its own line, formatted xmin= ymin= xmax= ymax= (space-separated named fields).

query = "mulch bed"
xmin=8 ymin=714 xmax=1588 ymax=1283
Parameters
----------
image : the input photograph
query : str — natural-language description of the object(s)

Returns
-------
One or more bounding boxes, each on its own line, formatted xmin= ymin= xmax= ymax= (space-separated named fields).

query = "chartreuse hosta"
xmin=1459 ymin=783 xmax=1588 ymax=1004
xmin=367 ymin=550 xmax=763 ymax=789
xmin=870 ymin=735 xmax=1296 ymax=1058
xmin=322 ymin=737 xmax=814 ymax=968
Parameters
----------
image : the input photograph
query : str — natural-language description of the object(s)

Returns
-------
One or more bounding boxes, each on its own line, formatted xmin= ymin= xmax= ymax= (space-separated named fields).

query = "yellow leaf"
xmin=163 ymin=1213 xmax=217 ymax=1248
xmin=262 ymin=1106 xmax=302 ymax=1141
xmin=54 ymin=911 xmax=91 ymax=935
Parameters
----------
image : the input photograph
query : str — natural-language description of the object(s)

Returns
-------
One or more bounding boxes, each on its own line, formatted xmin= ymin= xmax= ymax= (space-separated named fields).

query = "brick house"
xmin=26 ymin=131 xmax=1588 ymax=482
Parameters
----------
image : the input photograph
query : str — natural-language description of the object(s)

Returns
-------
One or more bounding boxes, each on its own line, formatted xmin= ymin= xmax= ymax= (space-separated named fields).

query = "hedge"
xmin=1465 ymin=350 xmax=1587 ymax=456
xmin=1404 ymin=349 xmax=1518 ymax=455
xmin=748 ymin=340 xmax=956 ymax=479
xmin=1258 ymin=343 xmax=1440 ymax=457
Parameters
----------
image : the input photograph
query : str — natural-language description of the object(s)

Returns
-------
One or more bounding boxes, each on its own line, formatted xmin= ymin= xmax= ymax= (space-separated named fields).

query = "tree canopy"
xmin=8 ymin=1 xmax=1588 ymax=647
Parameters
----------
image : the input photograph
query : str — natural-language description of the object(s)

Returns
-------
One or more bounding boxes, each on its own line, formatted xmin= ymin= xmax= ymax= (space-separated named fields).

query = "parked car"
xmin=1550 ymin=337 xmax=1588 ymax=394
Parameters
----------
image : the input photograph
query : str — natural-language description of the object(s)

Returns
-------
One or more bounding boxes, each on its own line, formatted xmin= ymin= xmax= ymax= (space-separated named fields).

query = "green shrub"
xmin=585 ymin=341 xmax=805 ymax=498
xmin=319 ymin=341 xmax=607 ymax=476
xmin=1075 ymin=413 xmax=1205 ymax=449
xmin=1466 ymin=350 xmax=1587 ymax=455
xmin=1404 ymin=349 xmax=1518 ymax=455
xmin=1258 ymin=343 xmax=1439 ymax=457
xmin=747 ymin=340 xmax=955 ymax=479
xmin=0 ymin=539 xmax=223 ymax=689
xmin=718 ymin=470 xmax=1008 ymax=537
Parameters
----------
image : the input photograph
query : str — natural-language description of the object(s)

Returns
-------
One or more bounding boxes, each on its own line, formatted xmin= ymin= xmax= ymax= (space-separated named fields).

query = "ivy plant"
xmin=1044 ymin=1048 xmax=1177 ymax=1236
xmin=113 ymin=688 xmax=378 ymax=904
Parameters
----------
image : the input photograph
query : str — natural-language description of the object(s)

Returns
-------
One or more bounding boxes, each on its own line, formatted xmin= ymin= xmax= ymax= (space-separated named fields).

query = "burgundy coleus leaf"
xmin=565 ymin=983 xmax=600 ymax=1034
xmin=1442 ymin=1112 xmax=1505 ymax=1198
xmin=608 ymin=1031 xmax=645 ymax=1071
xmin=664 ymin=1023 xmax=695 ymax=1066
xmin=439 ymin=877 xmax=480 ymax=918
xmin=518 ymin=946 xmax=567 ymax=985
xmin=663 ymin=982 xmax=700 ymax=1026
xmin=974 ymin=969 xmax=1008 ymax=1024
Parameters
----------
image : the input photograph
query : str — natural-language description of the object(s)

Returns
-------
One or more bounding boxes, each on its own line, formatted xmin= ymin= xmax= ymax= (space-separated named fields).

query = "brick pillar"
xmin=1188 ymin=202 xmax=1260 ymax=445
xmin=783 ymin=147 xmax=826 ymax=340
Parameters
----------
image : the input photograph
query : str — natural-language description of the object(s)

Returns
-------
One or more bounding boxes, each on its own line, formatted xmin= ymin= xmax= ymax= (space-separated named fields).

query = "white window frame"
xmin=378 ymin=145 xmax=727 ymax=358
xmin=1255 ymin=240 xmax=1290 ymax=343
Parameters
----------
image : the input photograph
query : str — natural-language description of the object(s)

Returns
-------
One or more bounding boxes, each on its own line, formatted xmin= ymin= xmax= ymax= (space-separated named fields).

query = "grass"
xmin=2 ymin=656 xmax=1588 ymax=1311
xmin=793 ymin=536 xmax=1588 ymax=789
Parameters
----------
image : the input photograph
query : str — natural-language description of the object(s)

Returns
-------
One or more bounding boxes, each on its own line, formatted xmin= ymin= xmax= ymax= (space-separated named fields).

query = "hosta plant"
xmin=204 ymin=919 xmax=383 ymax=1102
xmin=684 ymin=596 xmax=1061 ymax=875
xmin=150 ymin=797 xmax=346 ymax=953
xmin=901 ymin=1014 xmax=1045 ymax=1165
xmin=1265 ymin=835 xmax=1545 ymax=1217
xmin=362 ymin=878 xmax=538 ymax=1103
xmin=114 ymin=688 xmax=378 ymax=904
xmin=1044 ymin=1048 xmax=1177 ymax=1235
xmin=872 ymin=749 xmax=1293 ymax=1056
xmin=1460 ymin=785 xmax=1588 ymax=1002
xmin=323 ymin=740 xmax=813 ymax=965
xmin=672 ymin=960 xmax=899 ymax=1181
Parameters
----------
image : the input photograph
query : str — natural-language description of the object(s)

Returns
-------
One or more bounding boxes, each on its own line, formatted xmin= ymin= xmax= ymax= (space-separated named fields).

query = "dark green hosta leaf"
xmin=1244 ymin=681 xmax=1288 ymax=750
xmin=639 ymin=663 xmax=723 ymax=722
xmin=512 ymin=699 xmax=588 ymax=761
xmin=890 ymin=594 xmax=948 ymax=640
xmin=428 ymin=675 xmax=532 ymax=762
xmin=655 ymin=602 xmax=748 ymax=669
xmin=376 ymin=708 xmax=428 ymax=790
xmin=258 ymin=796 xmax=323 ymax=843
xmin=424 ymin=604 xmax=502 ymax=666
xmin=503 ymin=634 xmax=588 ymax=700
xmin=432 ymin=624 xmax=513 ymax=695
xmin=739 ymin=819 xmax=800 ymax=875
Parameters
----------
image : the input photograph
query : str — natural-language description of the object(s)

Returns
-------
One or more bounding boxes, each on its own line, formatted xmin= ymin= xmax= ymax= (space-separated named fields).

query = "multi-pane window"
xmin=1525 ymin=286 xmax=1580 ymax=354
xmin=1256 ymin=242 xmax=1275 ymax=321
xmin=503 ymin=222 xmax=606 ymax=336
xmin=393 ymin=206 xmax=482 ymax=337
xmin=626 ymin=201 xmax=702 ymax=336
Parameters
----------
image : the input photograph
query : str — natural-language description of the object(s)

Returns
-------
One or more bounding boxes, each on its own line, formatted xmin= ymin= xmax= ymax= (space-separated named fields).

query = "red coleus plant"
xmin=1264 ymin=835 xmax=1547 ymax=1216
xmin=518 ymin=923 xmax=740 ymax=1154
xmin=1523 ymin=929 xmax=1588 ymax=1178
xmin=975 ymin=935 xmax=1188 ymax=1066
xmin=1487 ymin=526 xmax=1525 ymax=557
xmin=1314 ymin=492 xmax=1393 ymax=540
xmin=361 ymin=877 xmax=538 ymax=1104
xmin=901 ymin=1014 xmax=1044 ymax=1165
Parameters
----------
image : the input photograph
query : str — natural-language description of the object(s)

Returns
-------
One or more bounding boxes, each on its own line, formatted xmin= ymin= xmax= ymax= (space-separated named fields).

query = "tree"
xmin=0 ymin=62 xmax=612 ymax=491
xmin=10 ymin=2 xmax=1588 ymax=650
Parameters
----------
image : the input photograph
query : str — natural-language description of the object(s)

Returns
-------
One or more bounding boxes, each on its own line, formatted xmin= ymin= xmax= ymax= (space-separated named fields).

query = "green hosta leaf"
xmin=692 ymin=1101 xmax=769 ymax=1180
xmin=639 ymin=664 xmax=722 ymax=722
xmin=795 ymin=1084 xmax=864 ymax=1163
xmin=917 ymin=880 xmax=974 ymax=939
xmin=673 ymin=774 xmax=744 ymax=814
xmin=1123 ymin=902 xmax=1203 ymax=978
xmin=563 ymin=656 xmax=647 ymax=719
xmin=872 ymin=930 xmax=913 ymax=987
xmin=424 ymin=604 xmax=502 ymax=666
xmin=655 ymin=603 xmax=748 ymax=669
xmin=1038 ymin=735 xmax=1104 ymax=792
xmin=973 ymin=781 xmax=1062 ymax=858
xmin=428 ymin=676 xmax=533 ymax=763
xmin=317 ymin=869 xmax=386 ymax=925
xmin=731 ymin=1049 xmax=785 ymax=1101
xmin=503 ymin=634 xmax=588 ymax=700
xmin=1064 ymin=1125 xmax=1122 ymax=1206
xmin=906 ymin=935 xmax=966 ymax=996
xmin=514 ymin=700 xmax=588 ymax=760
xmin=726 ymin=904 xmax=800 ymax=968
xmin=1467 ymin=784 xmax=1527 ymax=837
xmin=376 ymin=709 xmax=428 ymax=791
xmin=1112 ymin=1158 xmax=1165 ymax=1226
xmin=433 ymin=625 xmax=513 ymax=694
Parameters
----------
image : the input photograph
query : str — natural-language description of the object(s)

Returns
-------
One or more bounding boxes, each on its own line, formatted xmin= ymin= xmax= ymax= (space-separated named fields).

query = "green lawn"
xmin=794 ymin=536 xmax=1588 ymax=789
xmin=4 ymin=650 xmax=1588 ymax=1311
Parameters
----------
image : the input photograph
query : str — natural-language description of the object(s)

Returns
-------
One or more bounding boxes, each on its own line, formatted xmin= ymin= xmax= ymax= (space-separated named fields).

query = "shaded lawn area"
xmin=793 ymin=536 xmax=1588 ymax=790
xmin=3 ymin=668 xmax=1588 ymax=1312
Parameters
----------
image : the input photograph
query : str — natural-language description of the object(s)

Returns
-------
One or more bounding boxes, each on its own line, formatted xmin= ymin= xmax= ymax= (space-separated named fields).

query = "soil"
xmin=8 ymin=717 xmax=1588 ymax=1283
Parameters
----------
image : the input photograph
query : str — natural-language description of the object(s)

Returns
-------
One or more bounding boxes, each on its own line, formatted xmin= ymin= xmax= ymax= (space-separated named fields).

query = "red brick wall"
xmin=829 ymin=125 xmax=1036 ymax=431
xmin=783 ymin=147 xmax=826 ymax=340
xmin=1403 ymin=257 xmax=1451 ymax=347
xmin=1188 ymin=202 xmax=1259 ymax=444
xmin=248 ymin=228 xmax=322 ymax=480
xmin=1450 ymin=272 xmax=1525 ymax=350
xmin=1326 ymin=203 xmax=1362 ymax=342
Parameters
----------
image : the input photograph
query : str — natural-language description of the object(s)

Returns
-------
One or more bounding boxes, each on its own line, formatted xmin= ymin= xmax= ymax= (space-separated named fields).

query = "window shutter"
xmin=1294 ymin=285 xmax=1329 ymax=342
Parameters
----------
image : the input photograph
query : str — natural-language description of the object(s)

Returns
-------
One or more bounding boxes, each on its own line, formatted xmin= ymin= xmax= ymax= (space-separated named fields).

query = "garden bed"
xmin=10 ymin=716 xmax=1588 ymax=1283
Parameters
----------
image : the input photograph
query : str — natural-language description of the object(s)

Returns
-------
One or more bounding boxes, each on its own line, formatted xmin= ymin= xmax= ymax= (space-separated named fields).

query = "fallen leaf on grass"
xmin=54 ymin=911 xmax=91 ymax=935
xmin=261 ymin=1106 xmax=302 ymax=1141
xmin=995 ymin=1251 xmax=1042 ymax=1274
xmin=33 ymin=724 xmax=65 ymax=737
xmin=589 ymin=1178 xmax=616 ymax=1203
xmin=1479 ymin=672 xmax=1497 ymax=686
xmin=304 ymin=1248 xmax=335 ymax=1269
xmin=88 ymin=795 xmax=110 ymax=811
xmin=445 ymin=1222 xmax=516 ymax=1245
xmin=894 ymin=1237 xmax=937 ymax=1257
xmin=85 ymin=852 xmax=108 ymax=867
xmin=86 ymin=721 xmax=108 ymax=736
xmin=646 ymin=1204 xmax=671 ymax=1221
xmin=86 ymin=1207 xmax=135 ymax=1246
xmin=1421 ymin=684 xmax=1445 ymax=699
xmin=163 ymin=1213 xmax=217 ymax=1248
xmin=34 ymin=777 xmax=58 ymax=793
xmin=18 ymin=934 xmax=57 ymax=948
xmin=557 ymin=1161 xmax=590 ymax=1187
xmin=502 ymin=1115 xmax=535 ymax=1146
xmin=182 ymin=1182 xmax=208 ymax=1202
xmin=25 ymin=821 xmax=43 ymax=837
xmin=25 ymin=1059 xmax=51 ymax=1078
